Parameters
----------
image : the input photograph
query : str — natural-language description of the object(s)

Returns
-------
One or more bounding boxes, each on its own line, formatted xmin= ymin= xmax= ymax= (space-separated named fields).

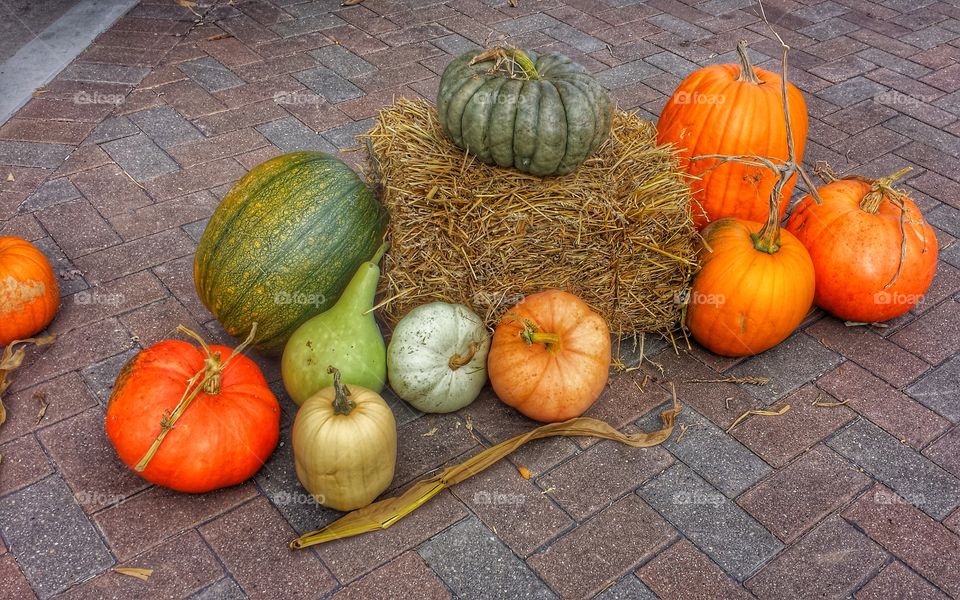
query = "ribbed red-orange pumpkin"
xmin=0 ymin=236 xmax=59 ymax=346
xmin=106 ymin=329 xmax=280 ymax=493
xmin=786 ymin=168 xmax=938 ymax=322
xmin=657 ymin=41 xmax=808 ymax=229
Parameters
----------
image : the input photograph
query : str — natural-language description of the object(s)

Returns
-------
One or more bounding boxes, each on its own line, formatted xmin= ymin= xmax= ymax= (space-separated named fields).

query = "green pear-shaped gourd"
xmin=281 ymin=244 xmax=387 ymax=406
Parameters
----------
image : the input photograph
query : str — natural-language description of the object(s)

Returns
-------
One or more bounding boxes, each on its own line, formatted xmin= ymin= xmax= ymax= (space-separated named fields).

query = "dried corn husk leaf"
xmin=726 ymin=405 xmax=791 ymax=434
xmin=290 ymin=394 xmax=682 ymax=549
xmin=112 ymin=567 xmax=153 ymax=581
xmin=0 ymin=335 xmax=56 ymax=428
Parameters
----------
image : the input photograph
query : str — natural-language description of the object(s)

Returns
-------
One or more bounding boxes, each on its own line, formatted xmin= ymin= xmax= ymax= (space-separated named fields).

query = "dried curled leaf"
xmin=812 ymin=393 xmax=848 ymax=408
xmin=686 ymin=376 xmax=770 ymax=385
xmin=726 ymin=405 xmax=791 ymax=434
xmin=112 ymin=567 xmax=153 ymax=581
xmin=844 ymin=321 xmax=888 ymax=328
xmin=290 ymin=392 xmax=682 ymax=549
xmin=1 ymin=335 xmax=56 ymax=428
xmin=34 ymin=391 xmax=48 ymax=425
xmin=175 ymin=0 xmax=200 ymax=16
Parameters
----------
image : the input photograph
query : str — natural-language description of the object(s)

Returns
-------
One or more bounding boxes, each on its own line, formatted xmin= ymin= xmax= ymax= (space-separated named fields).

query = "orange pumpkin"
xmin=786 ymin=168 xmax=937 ymax=322
xmin=685 ymin=217 xmax=815 ymax=357
xmin=0 ymin=236 xmax=59 ymax=346
xmin=657 ymin=41 xmax=808 ymax=229
xmin=106 ymin=327 xmax=280 ymax=493
xmin=487 ymin=290 xmax=611 ymax=422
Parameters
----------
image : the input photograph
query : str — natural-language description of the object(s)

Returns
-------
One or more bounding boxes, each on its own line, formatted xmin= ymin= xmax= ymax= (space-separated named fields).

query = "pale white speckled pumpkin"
xmin=387 ymin=302 xmax=490 ymax=413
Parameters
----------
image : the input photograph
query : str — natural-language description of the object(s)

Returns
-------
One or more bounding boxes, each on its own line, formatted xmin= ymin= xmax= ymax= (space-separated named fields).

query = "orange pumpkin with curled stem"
xmin=785 ymin=167 xmax=938 ymax=323
xmin=0 ymin=237 xmax=59 ymax=347
xmin=105 ymin=324 xmax=280 ymax=493
xmin=487 ymin=290 xmax=611 ymax=423
xmin=657 ymin=40 xmax=808 ymax=230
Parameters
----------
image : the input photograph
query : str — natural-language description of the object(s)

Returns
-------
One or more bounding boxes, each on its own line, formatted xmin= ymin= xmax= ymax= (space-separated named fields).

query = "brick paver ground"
xmin=1 ymin=0 xmax=959 ymax=598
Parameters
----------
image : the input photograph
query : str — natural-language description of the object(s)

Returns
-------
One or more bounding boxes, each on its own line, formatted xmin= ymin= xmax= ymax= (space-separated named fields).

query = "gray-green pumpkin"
xmin=436 ymin=48 xmax=613 ymax=177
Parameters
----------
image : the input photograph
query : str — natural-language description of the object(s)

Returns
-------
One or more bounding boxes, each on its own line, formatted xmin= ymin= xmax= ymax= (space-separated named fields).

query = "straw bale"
xmin=363 ymin=98 xmax=697 ymax=337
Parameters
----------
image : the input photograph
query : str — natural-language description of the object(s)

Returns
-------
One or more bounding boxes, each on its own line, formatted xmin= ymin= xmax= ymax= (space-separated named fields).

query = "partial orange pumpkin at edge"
xmin=0 ymin=236 xmax=60 ymax=347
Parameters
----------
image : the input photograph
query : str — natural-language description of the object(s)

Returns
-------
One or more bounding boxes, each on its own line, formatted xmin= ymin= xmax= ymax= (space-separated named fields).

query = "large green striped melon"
xmin=194 ymin=151 xmax=388 ymax=355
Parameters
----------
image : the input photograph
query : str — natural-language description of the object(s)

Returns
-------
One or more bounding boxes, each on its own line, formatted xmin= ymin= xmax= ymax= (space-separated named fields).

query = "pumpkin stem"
xmin=472 ymin=47 xmax=540 ymax=80
xmin=448 ymin=342 xmax=479 ymax=370
xmin=735 ymin=40 xmax=762 ymax=85
xmin=505 ymin=48 xmax=540 ymax=80
xmin=177 ymin=325 xmax=214 ymax=358
xmin=520 ymin=320 xmax=561 ymax=348
xmin=859 ymin=167 xmax=912 ymax=214
xmin=752 ymin=38 xmax=801 ymax=255
xmin=201 ymin=352 xmax=223 ymax=394
xmin=134 ymin=324 xmax=258 ymax=472
xmin=329 ymin=366 xmax=356 ymax=416
xmin=854 ymin=167 xmax=913 ymax=289
xmin=752 ymin=175 xmax=787 ymax=254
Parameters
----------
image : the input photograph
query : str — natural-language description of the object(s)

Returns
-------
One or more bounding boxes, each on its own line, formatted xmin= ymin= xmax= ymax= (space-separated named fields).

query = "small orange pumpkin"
xmin=487 ymin=290 xmax=611 ymax=423
xmin=685 ymin=217 xmax=815 ymax=357
xmin=0 ymin=236 xmax=59 ymax=346
xmin=786 ymin=168 xmax=938 ymax=322
xmin=657 ymin=40 xmax=808 ymax=229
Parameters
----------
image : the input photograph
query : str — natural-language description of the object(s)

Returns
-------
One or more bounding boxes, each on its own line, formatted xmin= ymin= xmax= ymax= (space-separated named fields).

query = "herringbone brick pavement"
xmin=1 ymin=0 xmax=959 ymax=598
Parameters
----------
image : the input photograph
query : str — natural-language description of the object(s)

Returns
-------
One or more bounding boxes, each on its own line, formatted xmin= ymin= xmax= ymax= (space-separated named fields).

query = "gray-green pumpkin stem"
xmin=505 ymin=48 xmax=539 ymax=80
